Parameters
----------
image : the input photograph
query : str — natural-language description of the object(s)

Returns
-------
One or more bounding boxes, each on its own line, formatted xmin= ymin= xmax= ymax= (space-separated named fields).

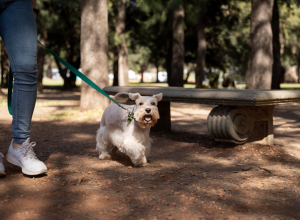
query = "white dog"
xmin=96 ymin=92 xmax=163 ymax=166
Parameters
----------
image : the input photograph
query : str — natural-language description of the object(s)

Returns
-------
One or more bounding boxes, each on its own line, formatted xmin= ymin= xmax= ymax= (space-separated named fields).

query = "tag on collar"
xmin=127 ymin=107 xmax=135 ymax=123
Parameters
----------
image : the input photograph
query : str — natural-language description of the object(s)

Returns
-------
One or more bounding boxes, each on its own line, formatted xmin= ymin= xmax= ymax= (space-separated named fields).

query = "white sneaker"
xmin=0 ymin=153 xmax=5 ymax=176
xmin=6 ymin=138 xmax=47 ymax=175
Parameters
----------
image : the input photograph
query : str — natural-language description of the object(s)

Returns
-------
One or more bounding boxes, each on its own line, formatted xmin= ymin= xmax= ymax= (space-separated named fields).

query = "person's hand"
xmin=33 ymin=9 xmax=39 ymax=19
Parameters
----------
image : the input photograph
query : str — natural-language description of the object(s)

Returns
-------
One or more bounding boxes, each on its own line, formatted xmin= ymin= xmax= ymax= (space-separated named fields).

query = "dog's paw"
xmin=133 ymin=156 xmax=147 ymax=167
xmin=139 ymin=162 xmax=147 ymax=167
xmin=99 ymin=153 xmax=112 ymax=160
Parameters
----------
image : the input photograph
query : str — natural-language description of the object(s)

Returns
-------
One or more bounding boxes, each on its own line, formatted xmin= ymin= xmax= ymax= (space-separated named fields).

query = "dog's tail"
xmin=113 ymin=92 xmax=130 ymax=101
xmin=113 ymin=92 xmax=136 ymax=105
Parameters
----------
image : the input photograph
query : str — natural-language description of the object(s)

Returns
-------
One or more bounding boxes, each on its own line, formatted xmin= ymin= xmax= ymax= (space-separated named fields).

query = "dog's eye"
xmin=139 ymin=103 xmax=143 ymax=106
xmin=151 ymin=102 xmax=156 ymax=106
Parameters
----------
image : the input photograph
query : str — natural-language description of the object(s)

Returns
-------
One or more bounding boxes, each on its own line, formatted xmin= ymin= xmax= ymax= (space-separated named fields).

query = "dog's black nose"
xmin=145 ymin=108 xmax=151 ymax=113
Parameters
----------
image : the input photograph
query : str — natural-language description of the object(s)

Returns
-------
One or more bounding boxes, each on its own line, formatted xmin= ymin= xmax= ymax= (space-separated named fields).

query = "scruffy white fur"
xmin=96 ymin=92 xmax=163 ymax=166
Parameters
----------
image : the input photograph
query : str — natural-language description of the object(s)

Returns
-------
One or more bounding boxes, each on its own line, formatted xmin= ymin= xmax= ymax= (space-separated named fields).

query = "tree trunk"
xmin=169 ymin=5 xmax=185 ymax=87
xmin=1 ymin=40 xmax=9 ymax=88
xmin=298 ymin=67 xmax=300 ymax=83
xmin=166 ymin=34 xmax=172 ymax=84
xmin=54 ymin=59 xmax=68 ymax=88
xmin=55 ymin=54 xmax=80 ymax=90
xmin=195 ymin=13 xmax=206 ymax=88
xmin=246 ymin=0 xmax=274 ymax=89
xmin=37 ymin=30 xmax=47 ymax=93
xmin=280 ymin=24 xmax=286 ymax=55
xmin=46 ymin=59 xmax=52 ymax=78
xmin=139 ymin=63 xmax=148 ymax=83
xmin=184 ymin=64 xmax=196 ymax=84
xmin=80 ymin=0 xmax=109 ymax=111
xmin=116 ymin=0 xmax=129 ymax=86
xmin=156 ymin=63 xmax=159 ymax=83
xmin=112 ymin=46 xmax=119 ymax=86
xmin=196 ymin=11 xmax=206 ymax=88
xmin=140 ymin=71 xmax=144 ymax=83
xmin=271 ymin=0 xmax=281 ymax=89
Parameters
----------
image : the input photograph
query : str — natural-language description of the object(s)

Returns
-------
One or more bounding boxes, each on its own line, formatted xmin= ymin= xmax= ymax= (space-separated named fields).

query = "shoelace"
xmin=20 ymin=142 xmax=37 ymax=159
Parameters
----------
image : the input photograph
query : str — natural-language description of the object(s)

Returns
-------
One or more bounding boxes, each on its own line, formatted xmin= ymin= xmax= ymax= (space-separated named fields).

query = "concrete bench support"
xmin=207 ymin=105 xmax=274 ymax=145
xmin=103 ymin=86 xmax=300 ymax=145
xmin=152 ymin=101 xmax=171 ymax=131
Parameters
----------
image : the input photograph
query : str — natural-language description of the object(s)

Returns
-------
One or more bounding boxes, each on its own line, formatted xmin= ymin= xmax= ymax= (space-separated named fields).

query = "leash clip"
xmin=127 ymin=107 xmax=135 ymax=123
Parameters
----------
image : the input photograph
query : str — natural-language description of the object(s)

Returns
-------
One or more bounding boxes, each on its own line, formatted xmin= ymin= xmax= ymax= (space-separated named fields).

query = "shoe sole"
xmin=6 ymin=154 xmax=47 ymax=176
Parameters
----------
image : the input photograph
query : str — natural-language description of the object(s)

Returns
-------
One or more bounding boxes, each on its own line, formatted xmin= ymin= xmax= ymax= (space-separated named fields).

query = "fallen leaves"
xmin=242 ymin=166 xmax=252 ymax=171
xmin=77 ymin=176 xmax=86 ymax=185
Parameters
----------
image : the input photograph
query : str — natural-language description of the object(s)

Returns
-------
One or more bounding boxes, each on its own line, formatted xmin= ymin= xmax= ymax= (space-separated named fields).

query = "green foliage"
xmin=128 ymin=46 xmax=151 ymax=73
xmin=208 ymin=74 xmax=219 ymax=88
xmin=35 ymin=0 xmax=300 ymax=87
xmin=185 ymin=0 xmax=250 ymax=73
xmin=133 ymin=0 xmax=252 ymax=76
xmin=280 ymin=2 xmax=300 ymax=66
xmin=37 ymin=1 xmax=81 ymax=68
xmin=125 ymin=0 xmax=170 ymax=72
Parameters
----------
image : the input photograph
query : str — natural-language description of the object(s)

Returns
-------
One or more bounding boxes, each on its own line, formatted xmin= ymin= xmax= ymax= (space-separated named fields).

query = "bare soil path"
xmin=0 ymin=90 xmax=300 ymax=220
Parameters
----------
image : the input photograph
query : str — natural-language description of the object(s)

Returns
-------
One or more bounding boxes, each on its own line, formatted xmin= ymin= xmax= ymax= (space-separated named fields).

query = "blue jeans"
xmin=0 ymin=0 xmax=37 ymax=144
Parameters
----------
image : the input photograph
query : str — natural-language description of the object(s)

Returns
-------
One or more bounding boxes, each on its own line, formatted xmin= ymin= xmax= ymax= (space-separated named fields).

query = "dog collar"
xmin=127 ymin=107 xmax=135 ymax=123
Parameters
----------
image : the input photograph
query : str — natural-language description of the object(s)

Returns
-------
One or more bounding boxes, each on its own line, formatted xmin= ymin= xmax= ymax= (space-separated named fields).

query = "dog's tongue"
xmin=145 ymin=115 xmax=152 ymax=122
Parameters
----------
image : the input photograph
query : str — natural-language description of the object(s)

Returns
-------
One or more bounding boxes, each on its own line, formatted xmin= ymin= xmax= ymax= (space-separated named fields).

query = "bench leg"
xmin=207 ymin=105 xmax=274 ymax=145
xmin=152 ymin=101 xmax=171 ymax=131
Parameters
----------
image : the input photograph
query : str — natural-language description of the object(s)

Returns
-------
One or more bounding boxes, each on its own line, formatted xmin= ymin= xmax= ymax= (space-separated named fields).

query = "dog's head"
xmin=129 ymin=93 xmax=163 ymax=128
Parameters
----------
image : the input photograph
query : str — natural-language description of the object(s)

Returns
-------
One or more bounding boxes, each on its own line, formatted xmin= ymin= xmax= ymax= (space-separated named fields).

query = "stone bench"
xmin=103 ymin=86 xmax=300 ymax=145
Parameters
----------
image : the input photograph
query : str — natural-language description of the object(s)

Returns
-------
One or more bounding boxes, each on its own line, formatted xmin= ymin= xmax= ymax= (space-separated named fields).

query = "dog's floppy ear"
xmin=129 ymin=93 xmax=141 ymax=101
xmin=153 ymin=93 xmax=163 ymax=102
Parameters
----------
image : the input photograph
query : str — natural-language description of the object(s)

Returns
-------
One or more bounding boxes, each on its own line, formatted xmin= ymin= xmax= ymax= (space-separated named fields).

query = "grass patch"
xmin=234 ymin=83 xmax=300 ymax=90
xmin=35 ymin=100 xmax=66 ymax=107
xmin=280 ymin=83 xmax=300 ymax=90
xmin=184 ymin=84 xmax=196 ymax=88
xmin=129 ymin=82 xmax=168 ymax=87
xmin=46 ymin=108 xmax=104 ymax=121
xmin=42 ymin=78 xmax=64 ymax=86
xmin=129 ymin=82 xmax=196 ymax=88
xmin=0 ymin=99 xmax=7 ymax=108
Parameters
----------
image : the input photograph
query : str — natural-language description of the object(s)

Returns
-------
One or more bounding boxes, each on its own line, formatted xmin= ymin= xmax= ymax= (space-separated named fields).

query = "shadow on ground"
xmin=1 ymin=119 xmax=300 ymax=220
xmin=1 ymin=91 xmax=300 ymax=219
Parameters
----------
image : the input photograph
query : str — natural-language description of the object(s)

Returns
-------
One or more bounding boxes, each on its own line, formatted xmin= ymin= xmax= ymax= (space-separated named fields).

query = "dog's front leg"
xmin=122 ymin=138 xmax=147 ymax=167
xmin=144 ymin=137 xmax=152 ymax=158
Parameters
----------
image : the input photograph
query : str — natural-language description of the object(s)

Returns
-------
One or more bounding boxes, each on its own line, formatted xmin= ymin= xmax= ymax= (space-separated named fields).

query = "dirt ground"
xmin=0 ymin=89 xmax=300 ymax=220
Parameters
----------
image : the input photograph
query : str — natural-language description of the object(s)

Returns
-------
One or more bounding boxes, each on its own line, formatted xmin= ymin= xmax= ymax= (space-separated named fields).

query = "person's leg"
xmin=0 ymin=0 xmax=47 ymax=175
xmin=0 ymin=0 xmax=37 ymax=144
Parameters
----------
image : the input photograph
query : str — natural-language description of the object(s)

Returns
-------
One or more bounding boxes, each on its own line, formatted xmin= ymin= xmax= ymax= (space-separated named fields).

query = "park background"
xmin=1 ymin=0 xmax=300 ymax=102
xmin=1 ymin=0 xmax=300 ymax=219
